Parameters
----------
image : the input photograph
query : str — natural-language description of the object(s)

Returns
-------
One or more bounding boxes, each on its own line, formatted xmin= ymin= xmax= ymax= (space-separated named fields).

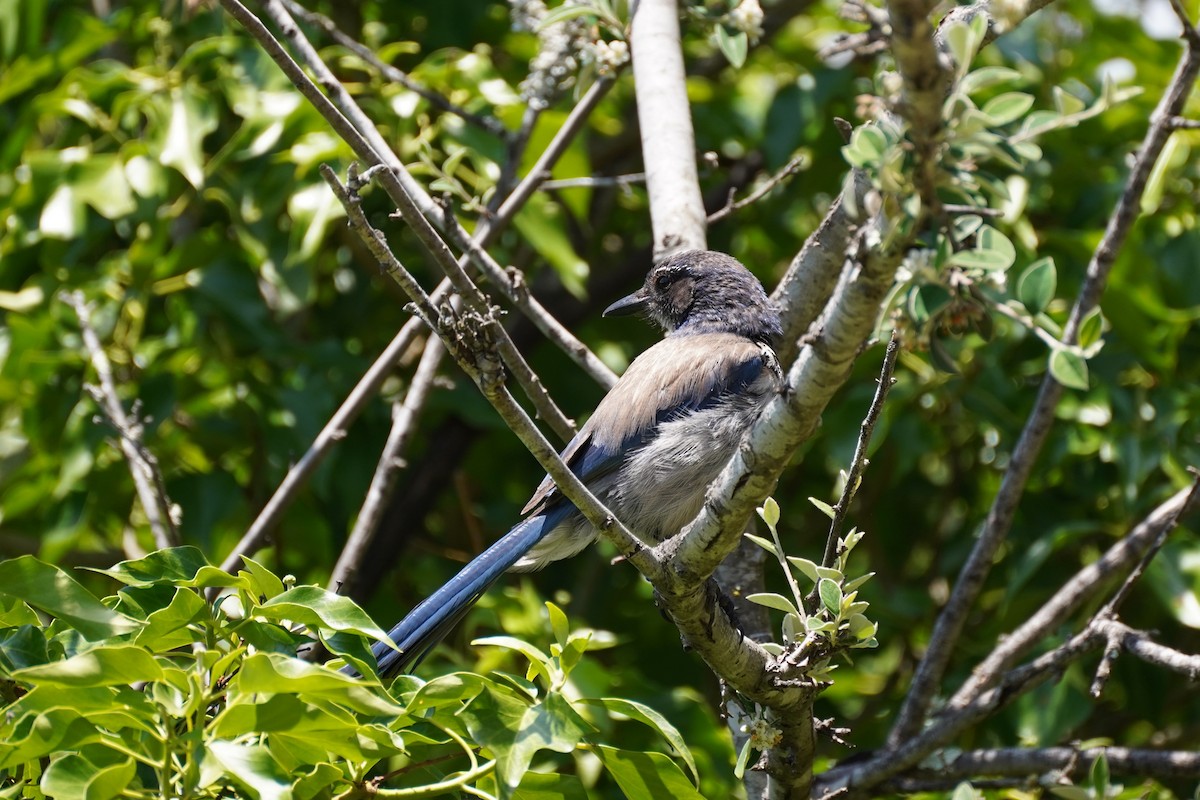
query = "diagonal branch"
xmin=63 ymin=292 xmax=179 ymax=551
xmin=887 ymin=25 xmax=1200 ymax=745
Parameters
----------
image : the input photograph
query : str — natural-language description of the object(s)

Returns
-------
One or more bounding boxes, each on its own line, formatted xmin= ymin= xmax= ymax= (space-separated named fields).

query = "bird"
xmin=367 ymin=250 xmax=783 ymax=677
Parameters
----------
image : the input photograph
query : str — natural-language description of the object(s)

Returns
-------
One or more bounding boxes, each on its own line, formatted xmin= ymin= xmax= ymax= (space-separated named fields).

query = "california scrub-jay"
xmin=370 ymin=250 xmax=782 ymax=677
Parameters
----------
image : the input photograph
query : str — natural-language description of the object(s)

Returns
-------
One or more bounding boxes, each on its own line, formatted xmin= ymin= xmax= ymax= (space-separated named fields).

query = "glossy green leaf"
xmin=232 ymin=653 xmax=404 ymax=716
xmin=579 ymin=697 xmax=700 ymax=786
xmin=460 ymin=688 xmax=593 ymax=797
xmin=0 ymin=557 xmax=137 ymax=640
xmin=981 ymin=92 xmax=1035 ymax=126
xmin=40 ymin=752 xmax=136 ymax=800
xmin=1049 ymin=350 xmax=1089 ymax=391
xmin=1017 ymin=257 xmax=1056 ymax=314
xmin=818 ymin=578 xmax=843 ymax=615
xmin=715 ymin=26 xmax=748 ymax=68
xmin=13 ymin=645 xmax=163 ymax=688
xmin=593 ymin=745 xmax=705 ymax=800
xmin=746 ymin=592 xmax=800 ymax=617
xmin=208 ymin=740 xmax=294 ymax=800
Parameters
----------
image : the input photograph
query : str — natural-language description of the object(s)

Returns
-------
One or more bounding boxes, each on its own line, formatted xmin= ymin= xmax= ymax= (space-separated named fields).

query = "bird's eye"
xmin=655 ymin=274 xmax=672 ymax=290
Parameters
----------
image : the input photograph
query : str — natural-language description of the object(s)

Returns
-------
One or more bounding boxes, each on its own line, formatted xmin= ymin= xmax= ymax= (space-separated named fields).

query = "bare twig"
xmin=278 ymin=0 xmax=510 ymax=139
xmin=62 ymin=292 xmax=179 ymax=550
xmin=877 ymin=746 xmax=1200 ymax=791
xmin=888 ymin=28 xmax=1200 ymax=745
xmin=328 ymin=335 xmax=447 ymax=598
xmin=816 ymin=330 xmax=899 ymax=571
xmin=952 ymin=483 xmax=1200 ymax=703
xmin=1168 ymin=115 xmax=1200 ymax=128
xmin=1093 ymin=618 xmax=1200 ymax=682
xmin=707 ymin=153 xmax=809 ymax=224
xmin=540 ymin=173 xmax=646 ymax=190
xmin=1101 ymin=468 xmax=1200 ymax=617
xmin=819 ymin=622 xmax=1108 ymax=798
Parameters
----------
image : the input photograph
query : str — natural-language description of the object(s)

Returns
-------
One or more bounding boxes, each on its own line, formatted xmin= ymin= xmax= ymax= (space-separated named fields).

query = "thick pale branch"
xmin=630 ymin=0 xmax=707 ymax=255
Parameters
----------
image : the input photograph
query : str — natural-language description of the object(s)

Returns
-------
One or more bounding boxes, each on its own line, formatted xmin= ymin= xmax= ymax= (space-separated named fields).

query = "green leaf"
xmin=91 ymin=546 xmax=212 ymax=586
xmin=960 ymin=66 xmax=1024 ymax=95
xmin=536 ymin=4 xmax=600 ymax=29
xmin=240 ymin=555 xmax=287 ymax=600
xmin=593 ymin=745 xmax=705 ymax=800
xmin=232 ymin=653 xmax=404 ymax=716
xmin=1078 ymin=307 xmax=1104 ymax=349
xmin=1090 ymin=752 xmax=1110 ymax=798
xmin=950 ymin=225 xmax=1016 ymax=271
xmin=757 ymin=496 xmax=780 ymax=528
xmin=255 ymin=586 xmax=392 ymax=645
xmin=156 ymin=87 xmax=217 ymax=189
xmin=808 ymin=496 xmax=836 ymax=519
xmin=744 ymin=533 xmax=779 ymax=556
xmin=579 ymin=697 xmax=700 ymax=786
xmin=746 ymin=593 xmax=800 ymax=618
xmin=818 ymin=578 xmax=843 ymax=615
xmin=1142 ymin=130 xmax=1185 ymax=215
xmin=510 ymin=772 xmax=589 ymax=800
xmin=786 ymin=557 xmax=821 ymax=584
xmin=208 ymin=740 xmax=294 ymax=800
xmin=13 ymin=645 xmax=163 ymax=688
xmin=1053 ymin=86 xmax=1087 ymax=116
xmin=40 ymin=752 xmax=136 ymax=800
xmin=1017 ymin=257 xmax=1056 ymax=314
xmin=471 ymin=636 xmax=553 ymax=683
xmin=1049 ymin=350 xmax=1089 ymax=391
xmin=981 ymin=92 xmax=1035 ymax=126
xmin=460 ymin=688 xmax=593 ymax=799
xmin=546 ymin=602 xmax=570 ymax=649
xmin=909 ymin=284 xmax=951 ymax=323
xmin=0 ymin=556 xmax=137 ymax=640
xmin=133 ymin=587 xmax=208 ymax=650
xmin=715 ymin=26 xmax=749 ymax=68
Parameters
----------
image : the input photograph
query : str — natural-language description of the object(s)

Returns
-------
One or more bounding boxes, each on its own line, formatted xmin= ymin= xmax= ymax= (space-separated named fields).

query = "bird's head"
xmin=604 ymin=250 xmax=782 ymax=344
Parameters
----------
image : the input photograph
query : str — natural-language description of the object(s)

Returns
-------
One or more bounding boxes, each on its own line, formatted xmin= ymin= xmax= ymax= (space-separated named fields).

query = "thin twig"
xmin=875 ymin=746 xmax=1200 ymax=791
xmin=1101 ymin=468 xmax=1200 ymax=617
xmin=278 ymin=0 xmax=511 ymax=139
xmin=818 ymin=330 xmax=899 ymax=570
xmin=1168 ymin=115 xmax=1200 ymax=128
xmin=485 ymin=77 xmax=617 ymax=238
xmin=62 ymin=292 xmax=179 ymax=550
xmin=250 ymin=0 xmax=617 ymax=390
xmin=950 ymin=483 xmax=1200 ymax=705
xmin=887 ymin=28 xmax=1200 ymax=746
xmin=707 ymin=153 xmax=809 ymax=224
xmin=540 ymin=173 xmax=646 ymax=190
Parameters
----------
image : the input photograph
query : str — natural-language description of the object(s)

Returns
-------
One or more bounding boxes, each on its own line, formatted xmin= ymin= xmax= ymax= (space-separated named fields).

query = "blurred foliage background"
xmin=1 ymin=0 xmax=1199 ymax=796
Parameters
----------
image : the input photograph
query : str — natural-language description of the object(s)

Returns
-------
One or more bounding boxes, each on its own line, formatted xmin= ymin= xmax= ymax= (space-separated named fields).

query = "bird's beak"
xmin=603 ymin=289 xmax=649 ymax=317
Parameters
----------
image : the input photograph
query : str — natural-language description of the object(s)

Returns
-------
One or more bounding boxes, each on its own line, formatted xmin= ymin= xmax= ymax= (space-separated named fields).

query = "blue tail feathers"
xmin=370 ymin=504 xmax=573 ymax=677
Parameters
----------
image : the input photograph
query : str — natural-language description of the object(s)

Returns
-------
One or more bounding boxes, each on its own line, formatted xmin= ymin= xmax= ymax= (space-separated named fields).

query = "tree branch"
xmin=887 ymin=26 xmax=1200 ymax=745
xmin=63 ymin=292 xmax=179 ymax=551
xmin=630 ymin=0 xmax=708 ymax=255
